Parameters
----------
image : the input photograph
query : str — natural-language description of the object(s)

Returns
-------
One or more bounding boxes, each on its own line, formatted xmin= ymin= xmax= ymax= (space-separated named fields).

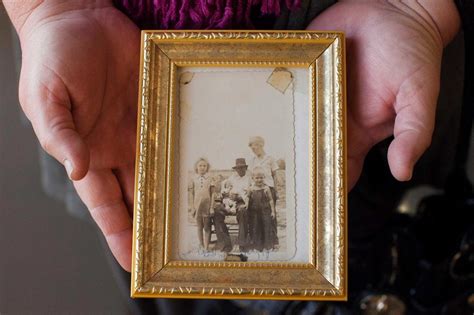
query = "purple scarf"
xmin=114 ymin=0 xmax=301 ymax=29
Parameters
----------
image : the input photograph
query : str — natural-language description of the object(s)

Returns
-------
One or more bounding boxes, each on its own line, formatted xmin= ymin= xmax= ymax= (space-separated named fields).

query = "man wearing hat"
xmin=222 ymin=158 xmax=252 ymax=251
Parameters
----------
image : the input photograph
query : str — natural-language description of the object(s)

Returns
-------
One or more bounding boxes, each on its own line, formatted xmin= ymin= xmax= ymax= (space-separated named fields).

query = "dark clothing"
xmin=248 ymin=187 xmax=278 ymax=251
xmin=269 ymin=186 xmax=279 ymax=246
xmin=236 ymin=205 xmax=250 ymax=251
xmin=212 ymin=205 xmax=232 ymax=252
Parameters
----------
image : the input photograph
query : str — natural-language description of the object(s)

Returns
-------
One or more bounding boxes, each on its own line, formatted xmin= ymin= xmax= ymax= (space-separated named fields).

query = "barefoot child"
xmin=188 ymin=158 xmax=214 ymax=251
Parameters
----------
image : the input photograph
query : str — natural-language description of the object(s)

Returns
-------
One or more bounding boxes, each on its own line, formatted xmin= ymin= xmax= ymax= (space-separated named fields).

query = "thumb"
xmin=387 ymin=70 xmax=440 ymax=181
xmin=19 ymin=66 xmax=90 ymax=180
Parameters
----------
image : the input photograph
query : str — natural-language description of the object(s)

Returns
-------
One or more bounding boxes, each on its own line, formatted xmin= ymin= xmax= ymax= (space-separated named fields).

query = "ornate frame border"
xmin=131 ymin=31 xmax=347 ymax=300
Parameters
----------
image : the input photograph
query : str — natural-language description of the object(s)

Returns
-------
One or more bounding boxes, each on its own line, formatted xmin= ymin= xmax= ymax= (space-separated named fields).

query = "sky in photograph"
xmin=178 ymin=67 xmax=297 ymax=170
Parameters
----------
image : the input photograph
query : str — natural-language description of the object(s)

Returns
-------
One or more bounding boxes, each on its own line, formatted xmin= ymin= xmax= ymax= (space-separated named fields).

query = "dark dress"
xmin=236 ymin=203 xmax=251 ymax=252
xmin=212 ymin=204 xmax=233 ymax=252
xmin=247 ymin=186 xmax=278 ymax=251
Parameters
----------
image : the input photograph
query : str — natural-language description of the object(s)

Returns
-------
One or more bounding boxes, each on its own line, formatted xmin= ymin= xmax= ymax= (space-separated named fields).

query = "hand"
xmin=307 ymin=0 xmax=460 ymax=190
xmin=6 ymin=2 xmax=140 ymax=271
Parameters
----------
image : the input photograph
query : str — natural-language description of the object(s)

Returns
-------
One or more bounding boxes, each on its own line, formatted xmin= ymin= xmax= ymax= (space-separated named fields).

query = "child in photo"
xmin=247 ymin=167 xmax=279 ymax=252
xmin=221 ymin=194 xmax=238 ymax=215
xmin=248 ymin=136 xmax=279 ymax=205
xmin=188 ymin=157 xmax=215 ymax=251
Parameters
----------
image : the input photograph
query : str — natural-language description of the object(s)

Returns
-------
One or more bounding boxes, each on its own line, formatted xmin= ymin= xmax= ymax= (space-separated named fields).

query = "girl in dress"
xmin=247 ymin=167 xmax=278 ymax=251
xmin=188 ymin=157 xmax=214 ymax=251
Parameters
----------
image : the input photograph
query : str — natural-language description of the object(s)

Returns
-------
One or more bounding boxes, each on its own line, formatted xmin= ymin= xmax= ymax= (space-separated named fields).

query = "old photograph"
xmin=172 ymin=67 xmax=309 ymax=262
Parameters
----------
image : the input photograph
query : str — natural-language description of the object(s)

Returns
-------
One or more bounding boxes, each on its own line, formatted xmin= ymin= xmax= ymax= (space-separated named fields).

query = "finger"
xmin=19 ymin=66 xmax=89 ymax=180
xmin=387 ymin=71 xmax=439 ymax=181
xmin=73 ymin=169 xmax=133 ymax=272
xmin=113 ymin=163 xmax=135 ymax=215
xmin=346 ymin=115 xmax=375 ymax=190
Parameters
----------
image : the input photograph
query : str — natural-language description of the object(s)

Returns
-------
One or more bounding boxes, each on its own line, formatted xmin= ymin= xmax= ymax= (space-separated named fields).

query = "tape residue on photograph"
xmin=266 ymin=67 xmax=294 ymax=94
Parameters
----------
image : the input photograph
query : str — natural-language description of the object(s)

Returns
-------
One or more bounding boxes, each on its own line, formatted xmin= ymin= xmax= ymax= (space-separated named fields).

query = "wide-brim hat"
xmin=232 ymin=158 xmax=248 ymax=169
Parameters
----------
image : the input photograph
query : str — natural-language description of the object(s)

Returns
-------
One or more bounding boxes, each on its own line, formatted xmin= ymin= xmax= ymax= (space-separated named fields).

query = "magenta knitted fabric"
xmin=114 ymin=0 xmax=301 ymax=29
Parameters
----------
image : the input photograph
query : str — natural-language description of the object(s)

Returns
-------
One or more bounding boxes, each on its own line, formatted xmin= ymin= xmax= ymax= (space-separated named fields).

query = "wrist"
xmin=3 ymin=0 xmax=112 ymax=40
xmin=418 ymin=0 xmax=461 ymax=46
xmin=3 ymin=0 xmax=44 ymax=36
xmin=377 ymin=0 xmax=460 ymax=47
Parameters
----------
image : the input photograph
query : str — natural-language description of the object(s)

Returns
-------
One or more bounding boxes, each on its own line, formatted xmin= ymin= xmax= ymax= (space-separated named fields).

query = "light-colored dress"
xmin=189 ymin=173 xmax=214 ymax=217
xmin=248 ymin=154 xmax=279 ymax=188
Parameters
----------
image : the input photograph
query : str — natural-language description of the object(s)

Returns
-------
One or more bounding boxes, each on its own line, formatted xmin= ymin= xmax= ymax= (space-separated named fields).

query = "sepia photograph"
xmin=132 ymin=31 xmax=347 ymax=299
xmin=172 ymin=67 xmax=309 ymax=262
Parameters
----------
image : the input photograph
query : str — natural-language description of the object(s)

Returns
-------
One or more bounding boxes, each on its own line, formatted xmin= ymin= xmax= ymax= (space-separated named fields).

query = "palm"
xmin=23 ymin=7 xmax=138 ymax=169
xmin=19 ymin=5 xmax=140 ymax=270
xmin=308 ymin=1 xmax=443 ymax=189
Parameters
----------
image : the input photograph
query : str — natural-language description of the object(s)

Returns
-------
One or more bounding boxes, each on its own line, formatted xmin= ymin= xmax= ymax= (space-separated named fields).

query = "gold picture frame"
xmin=132 ymin=30 xmax=347 ymax=300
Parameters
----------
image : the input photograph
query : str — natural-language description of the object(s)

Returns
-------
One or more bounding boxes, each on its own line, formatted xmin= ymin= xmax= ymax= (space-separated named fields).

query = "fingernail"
xmin=64 ymin=159 xmax=73 ymax=179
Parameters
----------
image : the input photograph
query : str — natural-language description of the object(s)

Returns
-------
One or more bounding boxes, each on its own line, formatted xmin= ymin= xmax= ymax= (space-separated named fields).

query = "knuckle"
xmin=39 ymin=135 xmax=51 ymax=153
xmin=49 ymin=115 xmax=74 ymax=135
xmin=416 ymin=125 xmax=434 ymax=152
xmin=89 ymin=200 xmax=130 ymax=237
xmin=39 ymin=116 xmax=74 ymax=154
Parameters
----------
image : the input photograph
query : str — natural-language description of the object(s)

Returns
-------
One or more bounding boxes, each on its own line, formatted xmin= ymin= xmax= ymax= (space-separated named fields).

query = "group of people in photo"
xmin=188 ymin=136 xmax=280 ymax=253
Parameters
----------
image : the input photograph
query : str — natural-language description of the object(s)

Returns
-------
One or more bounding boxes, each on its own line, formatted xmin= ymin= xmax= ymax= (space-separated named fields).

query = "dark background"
xmin=0 ymin=6 xmax=128 ymax=315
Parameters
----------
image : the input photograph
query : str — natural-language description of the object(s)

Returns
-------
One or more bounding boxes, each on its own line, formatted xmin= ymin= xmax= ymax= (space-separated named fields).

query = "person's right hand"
xmin=5 ymin=1 xmax=140 ymax=271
